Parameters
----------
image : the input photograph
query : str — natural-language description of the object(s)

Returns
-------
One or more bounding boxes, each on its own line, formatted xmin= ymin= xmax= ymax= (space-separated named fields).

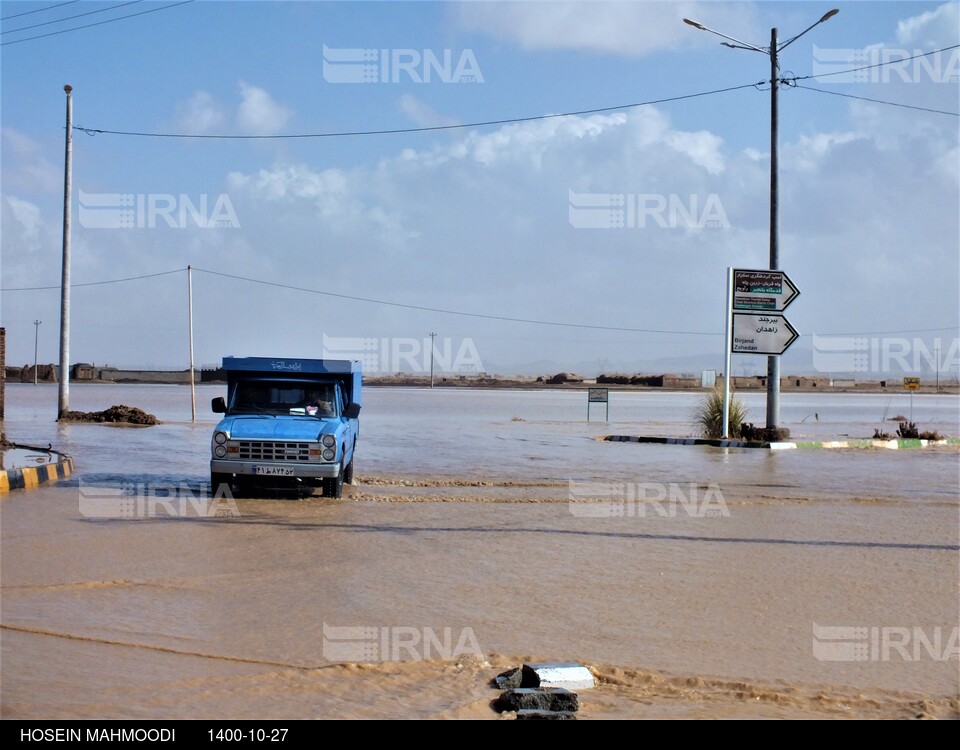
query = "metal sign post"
xmin=726 ymin=267 xmax=801 ymax=437
xmin=904 ymin=377 xmax=920 ymax=422
xmin=723 ymin=268 xmax=733 ymax=438
xmin=587 ymin=388 xmax=609 ymax=422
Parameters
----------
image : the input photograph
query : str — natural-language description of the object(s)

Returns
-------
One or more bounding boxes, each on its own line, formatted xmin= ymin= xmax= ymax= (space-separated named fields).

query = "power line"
xmin=789 ymin=82 xmax=958 ymax=117
xmin=5 ymin=266 xmax=956 ymax=337
xmin=0 ymin=268 xmax=184 ymax=291
xmin=68 ymin=43 xmax=960 ymax=139
xmin=1 ymin=0 xmax=193 ymax=46
xmin=190 ymin=268 xmax=722 ymax=336
xmin=791 ymin=44 xmax=960 ymax=83
xmin=72 ymin=81 xmax=767 ymax=139
xmin=824 ymin=326 xmax=959 ymax=336
xmin=1 ymin=0 xmax=142 ymax=36
xmin=1 ymin=1 xmax=79 ymax=22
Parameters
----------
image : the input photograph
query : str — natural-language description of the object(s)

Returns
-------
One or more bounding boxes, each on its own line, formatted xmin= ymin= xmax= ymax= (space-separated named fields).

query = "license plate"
xmin=254 ymin=466 xmax=295 ymax=477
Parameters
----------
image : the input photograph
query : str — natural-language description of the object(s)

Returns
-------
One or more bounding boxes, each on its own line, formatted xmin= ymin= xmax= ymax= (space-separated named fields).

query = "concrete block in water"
xmin=494 ymin=667 xmax=523 ymax=690
xmin=499 ymin=687 xmax=580 ymax=713
xmin=516 ymin=709 xmax=577 ymax=720
xmin=522 ymin=662 xmax=595 ymax=690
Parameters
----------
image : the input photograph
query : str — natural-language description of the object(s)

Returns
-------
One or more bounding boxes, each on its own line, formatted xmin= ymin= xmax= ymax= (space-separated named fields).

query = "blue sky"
xmin=2 ymin=0 xmax=958 ymax=376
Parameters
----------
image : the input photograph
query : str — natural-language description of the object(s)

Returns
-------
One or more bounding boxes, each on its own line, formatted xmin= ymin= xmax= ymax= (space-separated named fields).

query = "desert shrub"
xmin=695 ymin=388 xmax=748 ymax=439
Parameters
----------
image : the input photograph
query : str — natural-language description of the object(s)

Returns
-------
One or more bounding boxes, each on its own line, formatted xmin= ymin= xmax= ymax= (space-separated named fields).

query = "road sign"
xmin=588 ymin=388 xmax=608 ymax=402
xmin=732 ymin=269 xmax=800 ymax=312
xmin=731 ymin=313 xmax=799 ymax=355
xmin=587 ymin=388 xmax=609 ymax=422
xmin=903 ymin=377 xmax=920 ymax=390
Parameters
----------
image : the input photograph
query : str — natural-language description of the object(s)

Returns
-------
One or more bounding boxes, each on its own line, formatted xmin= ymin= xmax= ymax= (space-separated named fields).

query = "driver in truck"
xmin=304 ymin=389 xmax=333 ymax=417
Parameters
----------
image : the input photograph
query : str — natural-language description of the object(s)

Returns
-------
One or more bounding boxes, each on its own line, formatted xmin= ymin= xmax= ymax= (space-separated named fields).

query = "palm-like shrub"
xmin=695 ymin=388 xmax=748 ymax=438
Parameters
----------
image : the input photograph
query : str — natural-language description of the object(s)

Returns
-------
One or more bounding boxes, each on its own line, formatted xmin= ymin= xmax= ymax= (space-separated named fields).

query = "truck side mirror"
xmin=343 ymin=402 xmax=361 ymax=419
xmin=211 ymin=396 xmax=226 ymax=413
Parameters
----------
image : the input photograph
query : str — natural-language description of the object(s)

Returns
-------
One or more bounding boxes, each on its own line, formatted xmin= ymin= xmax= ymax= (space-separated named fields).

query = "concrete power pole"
xmin=58 ymin=85 xmax=73 ymax=419
xmin=429 ymin=332 xmax=437 ymax=387
xmin=33 ymin=320 xmax=41 ymax=385
xmin=683 ymin=10 xmax=839 ymax=436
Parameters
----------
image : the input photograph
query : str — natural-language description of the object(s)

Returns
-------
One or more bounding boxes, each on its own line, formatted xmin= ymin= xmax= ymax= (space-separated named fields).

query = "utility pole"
xmin=429 ymin=332 xmax=437 ymax=388
xmin=188 ymin=265 xmax=196 ymax=421
xmin=767 ymin=26 xmax=781 ymax=431
xmin=935 ymin=344 xmax=940 ymax=392
xmin=684 ymin=9 xmax=838 ymax=435
xmin=33 ymin=320 xmax=41 ymax=385
xmin=58 ymin=85 xmax=73 ymax=419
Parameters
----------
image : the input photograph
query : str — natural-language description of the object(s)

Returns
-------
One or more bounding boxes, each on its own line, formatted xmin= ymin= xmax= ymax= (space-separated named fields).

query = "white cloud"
xmin=787 ymin=132 xmax=862 ymax=172
xmin=172 ymin=84 xmax=294 ymax=136
xmin=398 ymin=94 xmax=461 ymax=128
xmin=896 ymin=2 xmax=960 ymax=48
xmin=0 ymin=128 xmax=60 ymax=194
xmin=210 ymin=97 xmax=955 ymax=368
xmin=4 ymin=196 xmax=42 ymax=252
xmin=454 ymin=0 xmax=758 ymax=57
xmin=665 ymin=130 xmax=725 ymax=175
xmin=237 ymin=81 xmax=293 ymax=134
xmin=2 ymin=127 xmax=42 ymax=158
xmin=175 ymin=91 xmax=227 ymax=134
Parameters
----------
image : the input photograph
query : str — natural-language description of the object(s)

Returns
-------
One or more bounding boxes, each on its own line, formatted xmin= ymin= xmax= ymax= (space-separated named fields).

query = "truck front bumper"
xmin=210 ymin=460 xmax=340 ymax=479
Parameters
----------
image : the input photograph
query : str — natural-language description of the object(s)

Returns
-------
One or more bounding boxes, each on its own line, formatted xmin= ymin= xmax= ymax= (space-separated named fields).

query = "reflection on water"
xmin=1 ymin=384 xmax=958 ymax=719
xmin=5 ymin=383 xmax=960 ymax=492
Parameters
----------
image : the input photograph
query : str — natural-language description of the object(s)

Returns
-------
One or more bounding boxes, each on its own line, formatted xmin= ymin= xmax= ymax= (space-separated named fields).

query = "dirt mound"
xmin=59 ymin=405 xmax=159 ymax=425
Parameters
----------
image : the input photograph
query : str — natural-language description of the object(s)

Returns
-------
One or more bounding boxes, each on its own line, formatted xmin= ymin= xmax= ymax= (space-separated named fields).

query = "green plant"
xmin=694 ymin=388 xmax=748 ymax=439
xmin=897 ymin=421 xmax=920 ymax=439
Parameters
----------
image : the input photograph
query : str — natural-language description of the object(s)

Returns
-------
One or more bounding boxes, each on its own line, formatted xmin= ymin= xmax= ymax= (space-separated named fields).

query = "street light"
xmin=684 ymin=10 xmax=839 ymax=435
xmin=33 ymin=320 xmax=41 ymax=385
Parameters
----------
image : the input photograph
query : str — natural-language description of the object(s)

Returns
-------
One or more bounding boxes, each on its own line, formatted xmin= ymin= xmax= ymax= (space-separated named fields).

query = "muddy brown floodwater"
xmin=2 ymin=384 xmax=958 ymax=719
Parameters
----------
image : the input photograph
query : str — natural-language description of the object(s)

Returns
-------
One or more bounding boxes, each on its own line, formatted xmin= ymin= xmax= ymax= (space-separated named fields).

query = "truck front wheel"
xmin=343 ymin=458 xmax=354 ymax=485
xmin=210 ymin=472 xmax=232 ymax=496
xmin=324 ymin=462 xmax=344 ymax=499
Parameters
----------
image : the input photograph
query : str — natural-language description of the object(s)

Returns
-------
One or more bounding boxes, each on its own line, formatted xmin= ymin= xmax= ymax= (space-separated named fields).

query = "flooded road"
xmin=2 ymin=384 xmax=958 ymax=719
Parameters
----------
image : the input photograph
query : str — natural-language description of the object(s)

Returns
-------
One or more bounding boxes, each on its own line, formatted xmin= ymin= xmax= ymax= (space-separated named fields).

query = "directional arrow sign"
xmin=732 ymin=313 xmax=799 ymax=355
xmin=732 ymin=269 xmax=800 ymax=312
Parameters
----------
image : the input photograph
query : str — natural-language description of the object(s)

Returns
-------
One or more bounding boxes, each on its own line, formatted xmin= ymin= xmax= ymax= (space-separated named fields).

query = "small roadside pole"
xmin=188 ymin=265 xmax=196 ymax=422
xmin=587 ymin=387 xmax=609 ymax=422
xmin=904 ymin=377 xmax=920 ymax=422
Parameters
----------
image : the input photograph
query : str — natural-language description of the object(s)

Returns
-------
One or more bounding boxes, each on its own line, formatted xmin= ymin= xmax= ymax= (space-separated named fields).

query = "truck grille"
xmin=237 ymin=441 xmax=311 ymax=461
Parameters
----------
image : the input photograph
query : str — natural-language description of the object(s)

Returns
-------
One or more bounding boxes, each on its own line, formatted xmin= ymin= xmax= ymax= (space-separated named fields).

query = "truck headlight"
xmin=214 ymin=445 xmax=227 ymax=458
xmin=321 ymin=435 xmax=336 ymax=448
xmin=322 ymin=448 xmax=335 ymax=461
xmin=214 ymin=432 xmax=228 ymax=445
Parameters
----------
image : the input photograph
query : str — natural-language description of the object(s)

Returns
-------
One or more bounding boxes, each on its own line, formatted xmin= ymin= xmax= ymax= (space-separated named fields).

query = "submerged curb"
xmin=0 ymin=446 xmax=75 ymax=493
xmin=605 ymin=435 xmax=960 ymax=451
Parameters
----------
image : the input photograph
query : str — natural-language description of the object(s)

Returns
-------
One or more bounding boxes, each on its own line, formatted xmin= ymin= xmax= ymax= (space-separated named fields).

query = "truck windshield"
xmin=231 ymin=380 xmax=337 ymax=417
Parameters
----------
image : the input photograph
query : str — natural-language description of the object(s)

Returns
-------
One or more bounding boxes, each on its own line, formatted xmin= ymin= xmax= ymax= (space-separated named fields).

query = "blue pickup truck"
xmin=210 ymin=357 xmax=361 ymax=497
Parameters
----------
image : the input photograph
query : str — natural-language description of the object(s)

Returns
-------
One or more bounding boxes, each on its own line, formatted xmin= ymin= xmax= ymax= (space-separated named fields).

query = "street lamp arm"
xmin=778 ymin=8 xmax=839 ymax=52
xmin=721 ymin=41 xmax=762 ymax=51
xmin=682 ymin=18 xmax=767 ymax=54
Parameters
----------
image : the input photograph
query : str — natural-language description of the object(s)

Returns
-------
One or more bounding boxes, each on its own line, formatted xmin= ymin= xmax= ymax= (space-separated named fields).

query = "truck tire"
xmin=324 ymin=462 xmax=344 ymax=499
xmin=210 ymin=473 xmax=232 ymax=496
xmin=343 ymin=458 xmax=355 ymax=485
